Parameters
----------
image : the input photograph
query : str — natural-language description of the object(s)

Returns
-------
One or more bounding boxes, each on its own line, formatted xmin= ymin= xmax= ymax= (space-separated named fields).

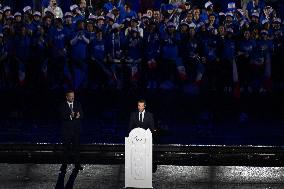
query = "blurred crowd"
xmin=0 ymin=0 xmax=283 ymax=97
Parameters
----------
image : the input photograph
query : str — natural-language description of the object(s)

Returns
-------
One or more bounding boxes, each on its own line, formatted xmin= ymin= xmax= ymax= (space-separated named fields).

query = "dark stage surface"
xmin=0 ymin=164 xmax=283 ymax=189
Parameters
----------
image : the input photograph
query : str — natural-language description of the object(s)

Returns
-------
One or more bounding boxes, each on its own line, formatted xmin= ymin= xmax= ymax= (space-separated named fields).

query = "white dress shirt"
xmin=139 ymin=110 xmax=145 ymax=122
xmin=67 ymin=101 xmax=74 ymax=120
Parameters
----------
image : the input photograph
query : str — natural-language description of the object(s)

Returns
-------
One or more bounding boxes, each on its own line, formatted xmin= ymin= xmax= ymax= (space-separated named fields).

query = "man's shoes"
xmin=60 ymin=164 xmax=67 ymax=172
xmin=74 ymin=164 xmax=83 ymax=171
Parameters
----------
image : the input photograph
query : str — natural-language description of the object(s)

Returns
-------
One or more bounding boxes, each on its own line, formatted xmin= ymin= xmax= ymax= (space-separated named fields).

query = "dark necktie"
xmin=69 ymin=103 xmax=73 ymax=112
xmin=139 ymin=112 xmax=142 ymax=122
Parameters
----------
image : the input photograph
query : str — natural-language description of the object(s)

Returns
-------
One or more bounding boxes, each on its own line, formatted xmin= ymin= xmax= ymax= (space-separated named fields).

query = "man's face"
xmin=50 ymin=0 xmax=57 ymax=6
xmin=65 ymin=17 xmax=72 ymax=24
xmin=87 ymin=23 xmax=94 ymax=32
xmin=209 ymin=15 xmax=215 ymax=23
xmin=153 ymin=11 xmax=160 ymax=20
xmin=186 ymin=13 xmax=193 ymax=20
xmin=34 ymin=15 xmax=40 ymax=21
xmin=189 ymin=28 xmax=195 ymax=36
xmin=45 ymin=17 xmax=52 ymax=26
xmin=55 ymin=19 xmax=63 ymax=28
xmin=138 ymin=102 xmax=145 ymax=112
xmin=193 ymin=9 xmax=200 ymax=16
xmin=226 ymin=16 xmax=232 ymax=23
xmin=97 ymin=19 xmax=104 ymax=26
xmin=80 ymin=0 xmax=87 ymax=9
xmin=218 ymin=26 xmax=225 ymax=35
xmin=124 ymin=5 xmax=130 ymax=12
xmin=15 ymin=16 xmax=22 ymax=22
xmin=66 ymin=92 xmax=75 ymax=103
xmin=244 ymin=31 xmax=250 ymax=39
xmin=78 ymin=22 xmax=85 ymax=30
xmin=252 ymin=16 xmax=259 ymax=23
xmin=147 ymin=10 xmax=153 ymax=18
xmin=96 ymin=31 xmax=103 ymax=40
xmin=131 ymin=20 xmax=138 ymax=27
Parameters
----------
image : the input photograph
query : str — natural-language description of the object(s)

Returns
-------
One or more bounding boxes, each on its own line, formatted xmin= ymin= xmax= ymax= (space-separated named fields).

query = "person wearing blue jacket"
xmin=246 ymin=0 xmax=265 ymax=17
xmin=143 ymin=21 xmax=160 ymax=89
xmin=14 ymin=25 xmax=31 ymax=87
xmin=106 ymin=23 xmax=126 ymax=89
xmin=185 ymin=23 xmax=205 ymax=86
xmin=125 ymin=28 xmax=143 ymax=85
xmin=70 ymin=20 xmax=90 ymax=90
xmin=89 ymin=29 xmax=111 ymax=89
xmin=251 ymin=29 xmax=273 ymax=92
xmin=236 ymin=30 xmax=256 ymax=91
xmin=219 ymin=27 xmax=238 ymax=95
xmin=48 ymin=18 xmax=69 ymax=89
xmin=160 ymin=22 xmax=181 ymax=87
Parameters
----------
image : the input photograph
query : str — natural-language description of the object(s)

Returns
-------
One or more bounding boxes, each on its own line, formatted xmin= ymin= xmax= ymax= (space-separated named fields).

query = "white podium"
xmin=125 ymin=128 xmax=153 ymax=188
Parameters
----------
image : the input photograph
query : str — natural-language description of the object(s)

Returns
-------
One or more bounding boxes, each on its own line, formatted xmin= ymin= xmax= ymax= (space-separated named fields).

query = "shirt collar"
xmin=139 ymin=110 xmax=145 ymax=114
xmin=67 ymin=101 xmax=73 ymax=105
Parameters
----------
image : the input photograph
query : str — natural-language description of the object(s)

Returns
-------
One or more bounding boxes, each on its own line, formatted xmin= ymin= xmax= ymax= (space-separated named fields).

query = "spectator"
xmin=44 ymin=0 xmax=63 ymax=19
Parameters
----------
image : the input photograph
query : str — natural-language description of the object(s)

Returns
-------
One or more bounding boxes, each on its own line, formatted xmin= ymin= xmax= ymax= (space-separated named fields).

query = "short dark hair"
xmin=138 ymin=99 xmax=146 ymax=105
xmin=65 ymin=90 xmax=74 ymax=94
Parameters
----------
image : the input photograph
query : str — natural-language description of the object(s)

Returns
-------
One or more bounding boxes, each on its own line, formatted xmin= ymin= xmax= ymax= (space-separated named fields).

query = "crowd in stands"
xmin=0 ymin=0 xmax=283 ymax=97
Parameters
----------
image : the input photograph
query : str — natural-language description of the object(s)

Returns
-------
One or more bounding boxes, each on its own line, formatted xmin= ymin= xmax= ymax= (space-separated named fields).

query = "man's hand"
xmin=71 ymin=112 xmax=75 ymax=118
xmin=76 ymin=112 xmax=80 ymax=119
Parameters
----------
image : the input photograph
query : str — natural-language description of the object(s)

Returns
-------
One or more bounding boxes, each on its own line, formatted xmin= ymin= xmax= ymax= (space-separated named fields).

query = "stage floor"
xmin=0 ymin=164 xmax=283 ymax=189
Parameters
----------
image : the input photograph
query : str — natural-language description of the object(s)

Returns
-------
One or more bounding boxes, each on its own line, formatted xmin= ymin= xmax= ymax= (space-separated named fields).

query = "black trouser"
xmin=62 ymin=126 xmax=80 ymax=165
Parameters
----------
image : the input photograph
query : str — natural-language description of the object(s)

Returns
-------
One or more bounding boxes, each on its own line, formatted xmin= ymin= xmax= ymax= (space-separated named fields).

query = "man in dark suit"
xmin=59 ymin=90 xmax=84 ymax=172
xmin=129 ymin=99 xmax=157 ymax=172
xmin=129 ymin=99 xmax=155 ymax=131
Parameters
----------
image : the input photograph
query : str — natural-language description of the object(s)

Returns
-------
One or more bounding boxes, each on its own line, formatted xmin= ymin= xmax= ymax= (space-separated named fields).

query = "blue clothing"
xmin=72 ymin=15 xmax=85 ymax=25
xmin=222 ymin=38 xmax=236 ymax=60
xmin=238 ymin=39 xmax=256 ymax=58
xmin=205 ymin=35 xmax=219 ymax=62
xmin=106 ymin=32 xmax=126 ymax=59
xmin=185 ymin=38 xmax=200 ymax=59
xmin=31 ymin=21 xmax=41 ymax=32
xmin=70 ymin=31 xmax=89 ymax=61
xmin=126 ymin=37 xmax=142 ymax=60
xmin=143 ymin=31 xmax=160 ymax=60
xmin=252 ymin=39 xmax=273 ymax=65
xmin=48 ymin=27 xmax=67 ymax=50
xmin=92 ymin=38 xmax=106 ymax=62
xmin=246 ymin=0 xmax=265 ymax=16
xmin=161 ymin=32 xmax=180 ymax=61
xmin=14 ymin=35 xmax=31 ymax=61
xmin=103 ymin=2 xmax=117 ymax=12
xmin=119 ymin=9 xmax=137 ymax=21
xmin=63 ymin=24 xmax=74 ymax=41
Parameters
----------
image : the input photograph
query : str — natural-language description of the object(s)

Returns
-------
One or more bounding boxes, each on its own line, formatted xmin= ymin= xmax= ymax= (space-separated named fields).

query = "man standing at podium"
xmin=59 ymin=90 xmax=84 ymax=172
xmin=129 ymin=99 xmax=154 ymax=131
xmin=129 ymin=99 xmax=157 ymax=173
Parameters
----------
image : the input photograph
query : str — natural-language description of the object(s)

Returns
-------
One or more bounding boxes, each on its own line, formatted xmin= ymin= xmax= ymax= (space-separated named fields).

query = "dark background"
xmin=0 ymin=87 xmax=283 ymax=145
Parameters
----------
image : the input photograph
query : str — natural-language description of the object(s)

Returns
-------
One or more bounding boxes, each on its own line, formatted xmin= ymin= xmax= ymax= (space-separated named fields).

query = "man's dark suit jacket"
xmin=129 ymin=111 xmax=155 ymax=131
xmin=59 ymin=101 xmax=84 ymax=136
